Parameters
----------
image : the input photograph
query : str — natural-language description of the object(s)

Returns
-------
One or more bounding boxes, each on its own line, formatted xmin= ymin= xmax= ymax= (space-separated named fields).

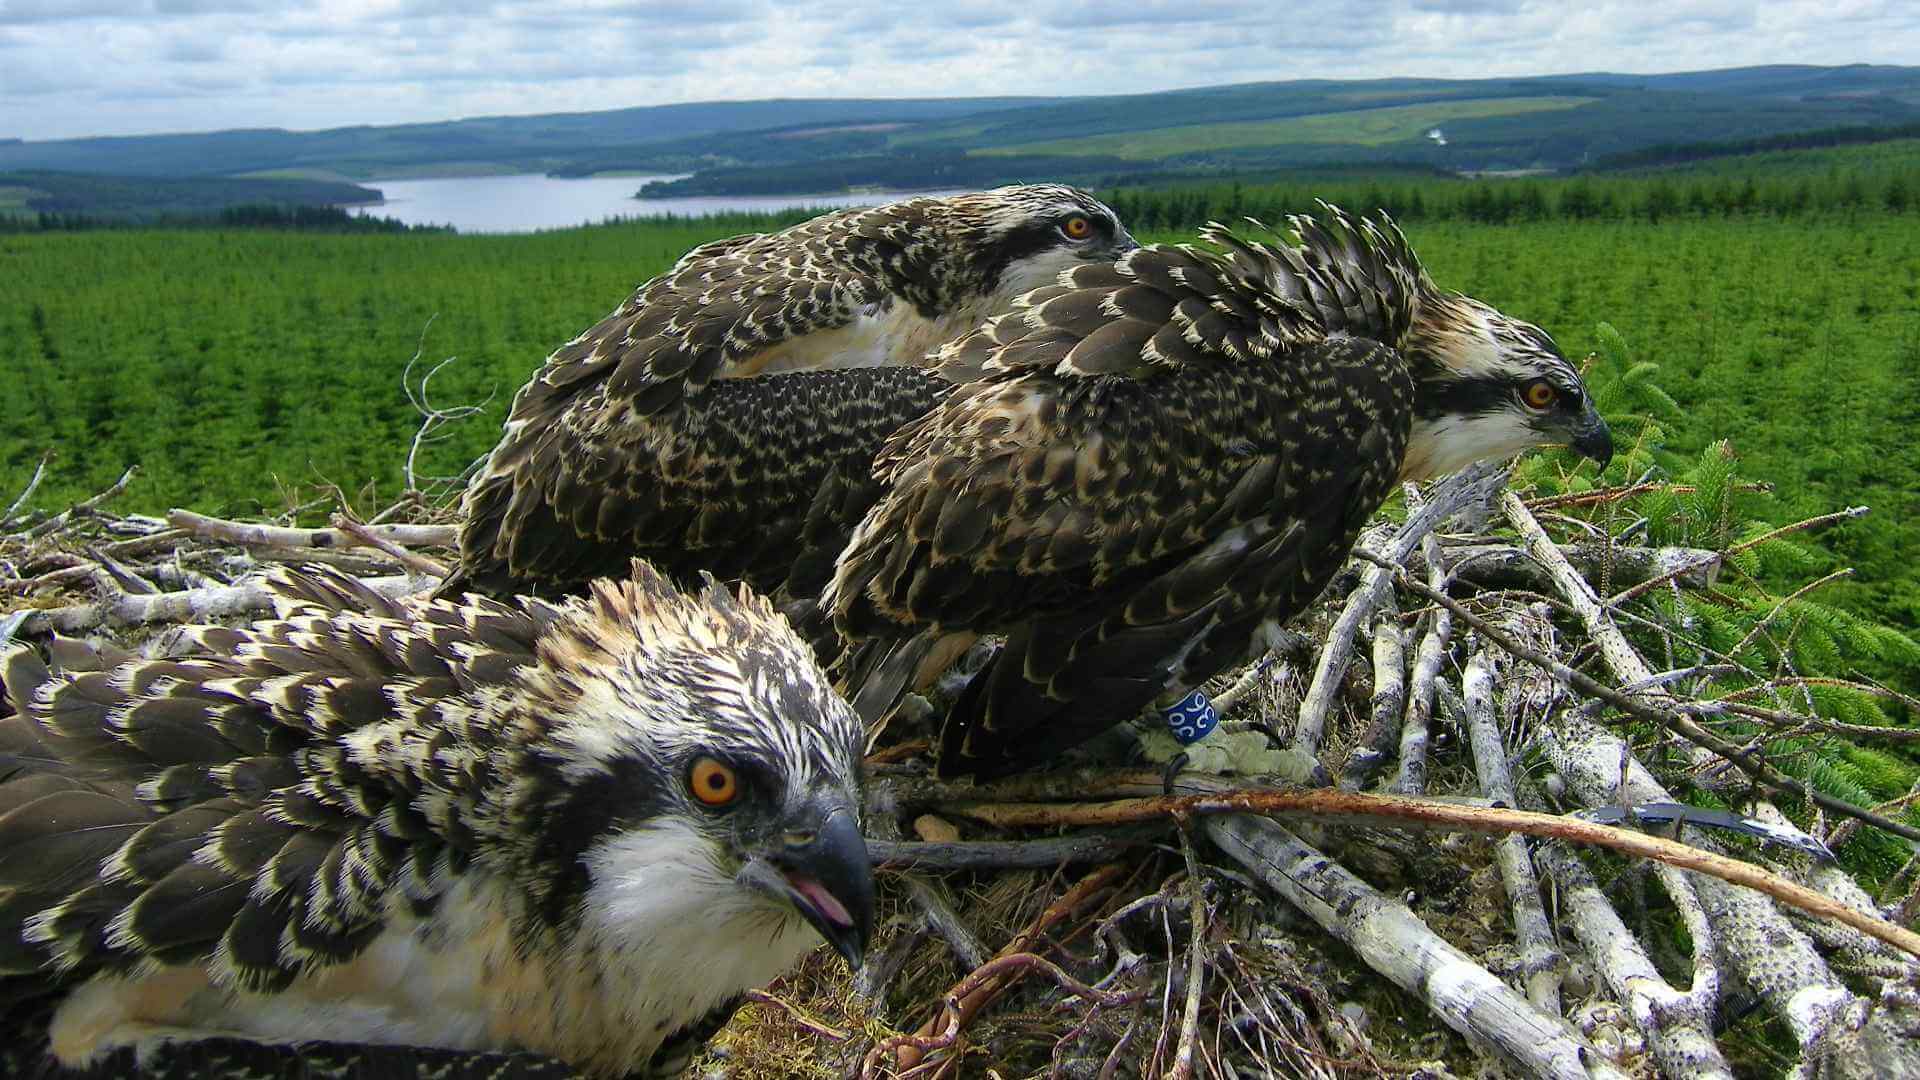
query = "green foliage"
xmin=1523 ymin=331 xmax=1920 ymax=867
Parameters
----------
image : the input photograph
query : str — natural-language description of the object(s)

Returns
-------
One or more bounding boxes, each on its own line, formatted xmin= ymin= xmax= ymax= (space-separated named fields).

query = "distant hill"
xmin=0 ymin=171 xmax=381 ymax=221
xmin=2 ymin=64 xmax=1917 ymax=204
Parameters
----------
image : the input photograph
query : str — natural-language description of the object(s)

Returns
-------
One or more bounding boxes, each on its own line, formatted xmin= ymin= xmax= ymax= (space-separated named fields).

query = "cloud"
xmin=0 ymin=0 xmax=1914 ymax=140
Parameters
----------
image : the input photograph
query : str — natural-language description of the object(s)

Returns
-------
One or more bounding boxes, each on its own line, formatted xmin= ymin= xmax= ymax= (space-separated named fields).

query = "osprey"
xmin=825 ymin=206 xmax=1614 ymax=779
xmin=446 ymin=184 xmax=1137 ymax=602
xmin=0 ymin=564 xmax=873 ymax=1078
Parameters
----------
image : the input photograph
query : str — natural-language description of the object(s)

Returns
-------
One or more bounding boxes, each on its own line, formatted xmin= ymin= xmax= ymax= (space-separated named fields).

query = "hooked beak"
xmin=1567 ymin=404 xmax=1614 ymax=472
xmin=738 ymin=799 xmax=874 ymax=971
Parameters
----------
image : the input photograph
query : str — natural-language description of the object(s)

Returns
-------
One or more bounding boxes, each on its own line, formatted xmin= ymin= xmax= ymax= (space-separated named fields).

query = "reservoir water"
xmin=348 ymin=173 xmax=970 ymax=233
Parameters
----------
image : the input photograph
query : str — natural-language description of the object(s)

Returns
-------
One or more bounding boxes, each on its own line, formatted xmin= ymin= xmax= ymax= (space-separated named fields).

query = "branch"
xmin=936 ymin=787 xmax=1920 ymax=960
xmin=1293 ymin=462 xmax=1505 ymax=755
xmin=867 ymin=834 xmax=1147 ymax=870
xmin=1355 ymin=546 xmax=1920 ymax=845
xmin=879 ymin=864 xmax=1128 ymax=1076
xmin=1 ymin=451 xmax=52 ymax=529
xmin=24 ymin=465 xmax=138 ymax=539
xmin=168 ymin=509 xmax=457 ymax=550
xmin=1208 ymin=815 xmax=1623 ymax=1080
xmin=331 ymin=514 xmax=449 ymax=577
xmin=3 ymin=574 xmax=421 ymax=636
xmin=1463 ymin=645 xmax=1563 ymax=1015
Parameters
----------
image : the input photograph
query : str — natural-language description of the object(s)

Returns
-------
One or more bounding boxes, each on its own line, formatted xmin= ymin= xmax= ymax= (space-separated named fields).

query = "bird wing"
xmin=831 ymin=338 xmax=1412 ymax=775
xmin=445 ymin=365 xmax=950 ymax=602
xmin=0 ymin=567 xmax=546 ymax=996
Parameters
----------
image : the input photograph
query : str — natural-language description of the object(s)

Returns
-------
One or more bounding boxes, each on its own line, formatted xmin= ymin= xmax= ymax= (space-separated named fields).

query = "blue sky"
xmin=1 ymin=0 xmax=1915 ymax=141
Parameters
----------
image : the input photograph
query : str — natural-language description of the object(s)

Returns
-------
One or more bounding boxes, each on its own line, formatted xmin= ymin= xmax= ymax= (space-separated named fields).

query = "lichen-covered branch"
xmin=1208 ymin=815 xmax=1623 ymax=1079
xmin=1462 ymin=645 xmax=1563 ymax=1015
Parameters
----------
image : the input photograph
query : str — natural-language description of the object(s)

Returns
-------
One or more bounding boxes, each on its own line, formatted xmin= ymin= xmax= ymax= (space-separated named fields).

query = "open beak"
xmin=739 ymin=799 xmax=874 ymax=970
xmin=1567 ymin=404 xmax=1614 ymax=472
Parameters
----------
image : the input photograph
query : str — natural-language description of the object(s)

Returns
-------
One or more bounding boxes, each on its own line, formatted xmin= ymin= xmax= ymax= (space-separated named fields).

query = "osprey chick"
xmin=0 ymin=564 xmax=872 ymax=1077
xmin=826 ymin=206 xmax=1613 ymax=779
xmin=448 ymin=184 xmax=1136 ymax=602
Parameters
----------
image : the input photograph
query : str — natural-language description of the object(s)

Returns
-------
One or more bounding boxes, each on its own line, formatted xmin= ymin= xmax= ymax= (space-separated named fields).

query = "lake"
xmin=348 ymin=173 xmax=970 ymax=233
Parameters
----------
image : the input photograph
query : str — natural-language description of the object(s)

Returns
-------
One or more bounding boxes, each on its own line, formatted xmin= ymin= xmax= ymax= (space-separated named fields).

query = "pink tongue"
xmin=787 ymin=874 xmax=852 ymax=928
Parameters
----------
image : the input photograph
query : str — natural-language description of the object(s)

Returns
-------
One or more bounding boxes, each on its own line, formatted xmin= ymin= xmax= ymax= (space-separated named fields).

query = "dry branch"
xmin=1534 ymin=842 xmax=1731 ymax=1079
xmin=1292 ymin=462 xmax=1506 ymax=756
xmin=4 ymin=574 xmax=421 ymax=636
xmin=1462 ymin=645 xmax=1564 ymax=1015
xmin=1209 ymin=815 xmax=1624 ymax=1079
xmin=24 ymin=465 xmax=138 ymax=539
xmin=936 ymin=786 xmax=1920 ymax=959
xmin=167 ymin=509 xmax=457 ymax=550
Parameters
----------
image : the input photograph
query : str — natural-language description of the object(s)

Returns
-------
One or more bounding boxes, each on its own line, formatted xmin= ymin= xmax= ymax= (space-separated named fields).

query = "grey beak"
xmin=1569 ymin=405 xmax=1614 ymax=471
xmin=742 ymin=800 xmax=875 ymax=971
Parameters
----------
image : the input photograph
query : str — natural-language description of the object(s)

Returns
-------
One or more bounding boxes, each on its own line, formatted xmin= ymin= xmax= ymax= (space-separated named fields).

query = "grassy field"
xmin=977 ymin=96 xmax=1596 ymax=158
xmin=4 ymin=209 xmax=1919 ymax=626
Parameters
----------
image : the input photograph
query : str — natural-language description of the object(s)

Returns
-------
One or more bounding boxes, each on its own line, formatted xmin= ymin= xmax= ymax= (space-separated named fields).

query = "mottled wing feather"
xmin=835 ymin=284 xmax=1414 ymax=777
xmin=0 ymin=567 xmax=545 ymax=997
xmin=450 ymin=366 xmax=949 ymax=603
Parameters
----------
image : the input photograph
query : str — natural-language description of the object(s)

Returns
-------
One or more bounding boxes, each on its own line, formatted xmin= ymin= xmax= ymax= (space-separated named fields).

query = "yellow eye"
xmin=688 ymin=757 xmax=739 ymax=807
xmin=1522 ymin=379 xmax=1558 ymax=411
xmin=1061 ymin=216 xmax=1094 ymax=240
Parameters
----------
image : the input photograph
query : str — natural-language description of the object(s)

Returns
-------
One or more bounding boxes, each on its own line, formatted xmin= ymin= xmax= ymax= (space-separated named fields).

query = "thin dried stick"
xmin=878 ymin=863 xmax=1128 ymax=1076
xmin=1 ymin=451 xmax=52 ymax=528
xmin=1164 ymin=827 xmax=1206 ymax=1080
xmin=331 ymin=514 xmax=449 ymax=577
xmin=1608 ymin=505 xmax=1870 ymax=606
xmin=742 ymin=989 xmax=851 ymax=1042
xmin=1357 ymin=545 xmax=1920 ymax=844
xmin=25 ymin=465 xmax=138 ymax=539
xmin=937 ymin=788 xmax=1920 ymax=959
xmin=1463 ymin=645 xmax=1562 ymax=1014
xmin=167 ymin=509 xmax=457 ymax=550
xmin=1292 ymin=463 xmax=1504 ymax=755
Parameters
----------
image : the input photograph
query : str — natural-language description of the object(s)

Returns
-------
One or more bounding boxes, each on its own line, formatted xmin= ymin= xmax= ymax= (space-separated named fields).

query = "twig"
xmin=1394 ymin=531 xmax=1453 ymax=796
xmin=1356 ymin=545 xmax=1920 ymax=844
xmin=1462 ymin=644 xmax=1563 ymax=1015
xmin=3 ymin=574 xmax=422 ymax=636
xmin=1340 ymin=612 xmax=1405 ymax=791
xmin=1208 ymin=815 xmax=1624 ymax=1079
xmin=1165 ymin=828 xmax=1206 ymax=1080
xmin=331 ymin=514 xmax=449 ymax=577
xmin=867 ymin=834 xmax=1148 ymax=870
xmin=24 ymin=465 xmax=138 ymax=539
xmin=1 ymin=451 xmax=52 ymax=528
xmin=742 ymin=989 xmax=850 ymax=1042
xmin=167 ymin=509 xmax=457 ymax=550
xmin=1292 ymin=463 xmax=1505 ymax=756
xmin=878 ymin=864 xmax=1128 ymax=1077
xmin=936 ymin=787 xmax=1920 ymax=959
xmin=1607 ymin=505 xmax=1869 ymax=606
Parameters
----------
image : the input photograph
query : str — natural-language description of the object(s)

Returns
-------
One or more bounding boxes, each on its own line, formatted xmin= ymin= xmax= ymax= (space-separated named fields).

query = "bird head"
xmin=940 ymin=183 xmax=1138 ymax=299
xmin=1398 ymin=292 xmax=1614 ymax=481
xmin=493 ymin=562 xmax=874 ymax=972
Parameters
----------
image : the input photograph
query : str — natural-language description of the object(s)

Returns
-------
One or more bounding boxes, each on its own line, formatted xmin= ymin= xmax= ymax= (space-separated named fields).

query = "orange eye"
xmin=1061 ymin=216 xmax=1093 ymax=240
xmin=1522 ymin=379 xmax=1558 ymax=410
xmin=688 ymin=758 xmax=739 ymax=807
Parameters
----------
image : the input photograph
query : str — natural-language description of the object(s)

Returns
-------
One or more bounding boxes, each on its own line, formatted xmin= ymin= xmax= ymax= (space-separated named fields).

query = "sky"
xmin=1 ymin=1 xmax=1916 ymax=142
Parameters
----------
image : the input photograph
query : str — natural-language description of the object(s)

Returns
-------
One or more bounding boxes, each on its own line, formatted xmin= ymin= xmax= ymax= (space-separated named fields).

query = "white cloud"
xmin=0 ymin=0 xmax=1914 ymax=140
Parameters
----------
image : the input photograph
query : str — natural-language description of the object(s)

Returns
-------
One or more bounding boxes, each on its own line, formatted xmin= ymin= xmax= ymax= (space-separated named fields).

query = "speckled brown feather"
xmin=447 ymin=185 xmax=1135 ymax=605
xmin=450 ymin=366 xmax=949 ymax=606
xmin=829 ymin=215 xmax=1435 ymax=778
xmin=829 ymin=206 xmax=1608 ymax=778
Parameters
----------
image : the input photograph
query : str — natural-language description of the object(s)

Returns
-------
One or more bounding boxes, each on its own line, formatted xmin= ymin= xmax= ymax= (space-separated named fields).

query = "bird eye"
xmin=1060 ymin=215 xmax=1094 ymax=240
xmin=688 ymin=757 xmax=739 ymax=808
xmin=1521 ymin=379 xmax=1558 ymax=411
